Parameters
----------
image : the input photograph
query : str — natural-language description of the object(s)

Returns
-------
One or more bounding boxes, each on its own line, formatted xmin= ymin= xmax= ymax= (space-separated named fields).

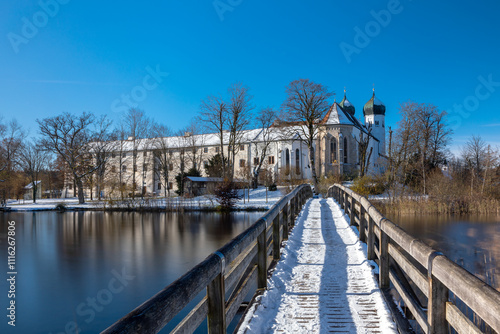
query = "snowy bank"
xmin=3 ymin=186 xmax=286 ymax=212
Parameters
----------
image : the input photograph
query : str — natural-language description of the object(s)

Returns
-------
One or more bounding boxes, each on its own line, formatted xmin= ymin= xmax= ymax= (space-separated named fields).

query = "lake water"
xmin=0 ymin=211 xmax=263 ymax=334
xmin=1 ymin=210 xmax=499 ymax=334
xmin=385 ymin=213 xmax=500 ymax=291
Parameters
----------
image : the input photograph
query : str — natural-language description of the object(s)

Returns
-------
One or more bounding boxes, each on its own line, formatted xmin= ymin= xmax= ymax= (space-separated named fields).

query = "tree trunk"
xmin=76 ymin=178 xmax=85 ymax=204
xmin=32 ymin=185 xmax=37 ymax=204
xmin=309 ymin=143 xmax=318 ymax=192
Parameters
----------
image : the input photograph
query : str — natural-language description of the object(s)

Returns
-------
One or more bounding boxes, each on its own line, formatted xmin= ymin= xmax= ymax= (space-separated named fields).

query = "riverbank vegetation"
xmin=354 ymin=101 xmax=500 ymax=215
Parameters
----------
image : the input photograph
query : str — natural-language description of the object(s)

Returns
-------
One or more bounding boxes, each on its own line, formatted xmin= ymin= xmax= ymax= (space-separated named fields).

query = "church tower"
xmin=363 ymin=89 xmax=386 ymax=155
xmin=339 ymin=89 xmax=355 ymax=116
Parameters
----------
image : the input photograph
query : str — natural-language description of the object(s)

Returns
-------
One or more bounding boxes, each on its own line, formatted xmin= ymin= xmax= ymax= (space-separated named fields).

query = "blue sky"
xmin=1 ymin=0 xmax=500 ymax=154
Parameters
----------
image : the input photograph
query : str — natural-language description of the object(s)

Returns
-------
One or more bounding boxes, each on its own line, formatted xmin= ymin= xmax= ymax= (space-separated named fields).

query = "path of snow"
xmin=238 ymin=197 xmax=397 ymax=333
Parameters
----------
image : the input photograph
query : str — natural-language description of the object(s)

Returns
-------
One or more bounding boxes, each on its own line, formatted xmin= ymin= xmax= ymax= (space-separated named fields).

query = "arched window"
xmin=295 ymin=149 xmax=300 ymax=174
xmin=330 ymin=139 xmax=337 ymax=163
xmin=285 ymin=148 xmax=290 ymax=169
xmin=343 ymin=137 xmax=348 ymax=163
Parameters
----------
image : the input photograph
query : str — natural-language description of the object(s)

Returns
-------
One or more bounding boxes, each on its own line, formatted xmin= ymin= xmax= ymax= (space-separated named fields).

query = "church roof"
xmin=321 ymin=102 xmax=354 ymax=125
xmin=339 ymin=92 xmax=355 ymax=116
xmin=363 ymin=91 xmax=386 ymax=116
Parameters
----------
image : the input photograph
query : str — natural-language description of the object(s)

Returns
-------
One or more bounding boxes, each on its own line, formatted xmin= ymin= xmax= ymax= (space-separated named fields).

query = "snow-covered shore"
xmin=3 ymin=186 xmax=286 ymax=212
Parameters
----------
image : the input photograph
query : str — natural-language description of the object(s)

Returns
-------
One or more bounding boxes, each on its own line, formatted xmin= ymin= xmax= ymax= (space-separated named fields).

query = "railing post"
xmin=367 ymin=214 xmax=375 ymax=260
xmin=257 ymin=223 xmax=267 ymax=289
xmin=428 ymin=253 xmax=448 ymax=334
xmin=273 ymin=213 xmax=280 ymax=261
xmin=207 ymin=254 xmax=226 ymax=334
xmin=359 ymin=202 xmax=366 ymax=243
xmin=379 ymin=219 xmax=390 ymax=289
xmin=283 ymin=202 xmax=289 ymax=240
xmin=349 ymin=196 xmax=355 ymax=226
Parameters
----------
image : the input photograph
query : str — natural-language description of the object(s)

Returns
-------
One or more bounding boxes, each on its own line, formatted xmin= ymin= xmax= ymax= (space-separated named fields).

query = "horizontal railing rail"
xmin=102 ymin=184 xmax=313 ymax=334
xmin=328 ymin=184 xmax=500 ymax=334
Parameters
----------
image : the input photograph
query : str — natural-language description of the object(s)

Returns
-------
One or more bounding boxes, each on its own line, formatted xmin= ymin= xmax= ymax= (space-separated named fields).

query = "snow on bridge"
xmin=238 ymin=197 xmax=398 ymax=333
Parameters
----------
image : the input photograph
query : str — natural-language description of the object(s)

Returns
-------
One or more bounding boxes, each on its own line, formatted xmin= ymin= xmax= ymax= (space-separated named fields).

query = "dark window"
xmin=204 ymin=161 xmax=208 ymax=169
xmin=143 ymin=151 xmax=148 ymax=157
xmin=122 ymin=152 xmax=127 ymax=157
xmin=168 ymin=183 xmax=173 ymax=189
xmin=112 ymin=153 xmax=116 ymax=158
xmin=343 ymin=137 xmax=348 ymax=163
xmin=268 ymin=156 xmax=275 ymax=164
xmin=157 ymin=183 xmax=161 ymax=190
xmin=216 ymin=147 xmax=220 ymax=153
xmin=331 ymin=139 xmax=337 ymax=163
xmin=122 ymin=165 xmax=127 ymax=172
xmin=169 ymin=163 xmax=174 ymax=171
xmin=239 ymin=159 xmax=246 ymax=167
xmin=204 ymin=147 xmax=208 ymax=153
xmin=143 ymin=164 xmax=148 ymax=172
xmin=295 ymin=149 xmax=300 ymax=174
xmin=285 ymin=148 xmax=290 ymax=169
xmin=240 ymin=144 xmax=245 ymax=151
xmin=375 ymin=121 xmax=379 ymax=126
xmin=254 ymin=157 xmax=259 ymax=165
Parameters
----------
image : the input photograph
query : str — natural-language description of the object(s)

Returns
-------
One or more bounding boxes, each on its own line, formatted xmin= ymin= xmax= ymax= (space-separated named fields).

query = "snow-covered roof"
xmin=322 ymin=103 xmax=354 ymax=125
xmin=25 ymin=181 xmax=41 ymax=189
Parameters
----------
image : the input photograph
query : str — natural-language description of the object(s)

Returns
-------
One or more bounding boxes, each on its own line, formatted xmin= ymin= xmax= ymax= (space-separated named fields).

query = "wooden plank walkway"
xmin=238 ymin=198 xmax=398 ymax=333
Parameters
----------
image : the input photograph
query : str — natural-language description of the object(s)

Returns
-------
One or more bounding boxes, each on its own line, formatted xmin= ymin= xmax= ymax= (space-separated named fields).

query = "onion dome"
xmin=363 ymin=89 xmax=385 ymax=116
xmin=339 ymin=89 xmax=355 ymax=116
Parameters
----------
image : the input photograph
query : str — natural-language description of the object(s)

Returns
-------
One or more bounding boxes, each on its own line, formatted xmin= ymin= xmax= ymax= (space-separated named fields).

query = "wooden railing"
xmin=328 ymin=184 xmax=500 ymax=334
xmin=102 ymin=184 xmax=313 ymax=334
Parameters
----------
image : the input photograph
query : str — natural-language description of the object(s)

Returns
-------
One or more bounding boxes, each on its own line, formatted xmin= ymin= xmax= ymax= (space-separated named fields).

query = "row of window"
xmin=367 ymin=120 xmax=384 ymax=127
xmin=113 ymin=145 xmax=248 ymax=158
xmin=110 ymin=154 xmax=286 ymax=174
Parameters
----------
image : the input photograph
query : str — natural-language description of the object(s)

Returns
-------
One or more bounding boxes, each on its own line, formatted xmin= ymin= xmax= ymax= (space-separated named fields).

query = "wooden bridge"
xmin=102 ymin=184 xmax=500 ymax=334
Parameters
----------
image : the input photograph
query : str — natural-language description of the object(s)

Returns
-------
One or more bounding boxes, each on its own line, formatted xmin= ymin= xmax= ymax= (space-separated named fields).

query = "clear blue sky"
xmin=1 ymin=0 xmax=500 ymax=154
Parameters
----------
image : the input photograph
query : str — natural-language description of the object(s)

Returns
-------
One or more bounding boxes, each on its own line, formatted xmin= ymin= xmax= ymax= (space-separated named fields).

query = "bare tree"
xmin=151 ymin=123 xmax=174 ymax=197
xmin=37 ymin=112 xmax=108 ymax=204
xmin=89 ymin=116 xmax=115 ymax=200
xmin=200 ymin=95 xmax=228 ymax=177
xmin=184 ymin=119 xmax=206 ymax=173
xmin=0 ymin=119 xmax=25 ymax=181
xmin=251 ymin=107 xmax=277 ymax=188
xmin=227 ymin=83 xmax=253 ymax=179
xmin=123 ymin=108 xmax=151 ymax=197
xmin=281 ymin=79 xmax=333 ymax=190
xmin=390 ymin=101 xmax=451 ymax=194
xmin=356 ymin=125 xmax=373 ymax=177
xmin=19 ymin=139 xmax=50 ymax=203
xmin=0 ymin=118 xmax=26 ymax=205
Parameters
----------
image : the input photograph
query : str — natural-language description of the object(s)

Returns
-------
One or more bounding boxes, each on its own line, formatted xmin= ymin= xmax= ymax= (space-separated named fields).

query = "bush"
xmin=350 ymin=175 xmax=386 ymax=197
xmin=214 ymin=180 xmax=243 ymax=211
xmin=55 ymin=203 xmax=67 ymax=211
xmin=268 ymin=184 xmax=277 ymax=191
xmin=316 ymin=173 xmax=343 ymax=197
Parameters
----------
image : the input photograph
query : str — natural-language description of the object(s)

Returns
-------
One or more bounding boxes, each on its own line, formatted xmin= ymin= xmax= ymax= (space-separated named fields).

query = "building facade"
xmin=63 ymin=91 xmax=387 ymax=198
